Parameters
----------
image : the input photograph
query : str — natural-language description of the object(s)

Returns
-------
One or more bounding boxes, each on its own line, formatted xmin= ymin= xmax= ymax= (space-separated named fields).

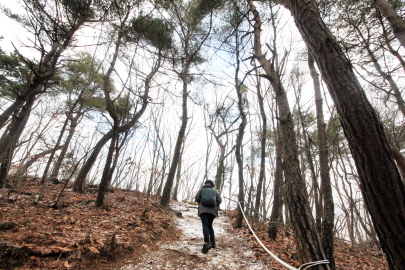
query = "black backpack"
xmin=200 ymin=187 xmax=217 ymax=207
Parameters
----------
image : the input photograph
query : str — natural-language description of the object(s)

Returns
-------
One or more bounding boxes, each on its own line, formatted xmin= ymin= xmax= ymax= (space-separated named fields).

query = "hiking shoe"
xmin=211 ymin=241 xmax=216 ymax=248
xmin=201 ymin=243 xmax=211 ymax=253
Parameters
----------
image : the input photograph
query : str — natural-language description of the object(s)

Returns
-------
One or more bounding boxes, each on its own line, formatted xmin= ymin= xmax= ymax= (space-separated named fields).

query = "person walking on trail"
xmin=195 ymin=179 xmax=222 ymax=253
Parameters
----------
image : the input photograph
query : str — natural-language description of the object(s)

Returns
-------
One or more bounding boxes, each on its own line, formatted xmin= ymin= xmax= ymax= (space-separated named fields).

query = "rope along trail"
xmin=233 ymin=199 xmax=329 ymax=270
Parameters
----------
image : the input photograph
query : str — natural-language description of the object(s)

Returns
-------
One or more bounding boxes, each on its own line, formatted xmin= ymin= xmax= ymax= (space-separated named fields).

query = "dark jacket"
xmin=195 ymin=184 xmax=222 ymax=217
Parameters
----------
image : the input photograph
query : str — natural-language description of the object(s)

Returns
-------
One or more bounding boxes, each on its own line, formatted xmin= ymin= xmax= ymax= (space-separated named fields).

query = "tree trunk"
xmin=160 ymin=58 xmax=190 ymax=208
xmin=308 ymin=52 xmax=335 ymax=269
xmin=73 ymin=48 xmax=159 ymax=193
xmin=0 ymin=96 xmax=26 ymax=129
xmin=49 ymin=114 xmax=80 ymax=180
xmin=233 ymin=28 xmax=247 ymax=229
xmin=73 ymin=130 xmax=113 ymax=192
xmin=373 ymin=0 xmax=405 ymax=49
xmin=172 ymin=152 xmax=183 ymax=201
xmin=295 ymin=86 xmax=322 ymax=232
xmin=96 ymin=129 xmax=117 ymax=207
xmin=277 ymin=0 xmax=405 ymax=268
xmin=268 ymin=127 xmax=284 ymax=240
xmin=0 ymin=1 xmax=91 ymax=130
xmin=0 ymin=93 xmax=36 ymax=186
xmin=248 ymin=1 xmax=327 ymax=266
xmin=254 ymin=77 xmax=267 ymax=220
xmin=214 ymin=144 xmax=226 ymax=192
xmin=40 ymin=115 xmax=70 ymax=184
xmin=390 ymin=144 xmax=405 ymax=181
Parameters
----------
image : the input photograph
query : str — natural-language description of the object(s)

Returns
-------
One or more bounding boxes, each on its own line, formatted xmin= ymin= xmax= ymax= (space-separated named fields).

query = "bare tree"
xmin=160 ymin=0 xmax=218 ymax=208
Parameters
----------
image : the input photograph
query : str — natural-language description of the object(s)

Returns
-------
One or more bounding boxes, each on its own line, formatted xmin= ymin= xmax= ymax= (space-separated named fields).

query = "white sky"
xmin=0 ymin=1 xmax=28 ymax=52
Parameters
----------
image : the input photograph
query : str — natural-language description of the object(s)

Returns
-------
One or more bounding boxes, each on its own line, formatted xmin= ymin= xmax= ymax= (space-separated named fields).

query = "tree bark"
xmin=96 ymin=129 xmax=117 ymax=207
xmin=248 ymin=1 xmax=327 ymax=266
xmin=233 ymin=27 xmax=247 ymax=229
xmin=268 ymin=127 xmax=283 ymax=240
xmin=308 ymin=52 xmax=335 ymax=269
xmin=73 ymin=130 xmax=113 ymax=192
xmin=0 ymin=93 xmax=36 ymax=186
xmin=49 ymin=113 xmax=80 ymax=180
xmin=40 ymin=115 xmax=70 ymax=184
xmin=160 ymin=61 xmax=189 ymax=208
xmin=254 ymin=76 xmax=267 ymax=220
xmin=277 ymin=0 xmax=405 ymax=268
xmin=171 ymin=153 xmax=182 ymax=201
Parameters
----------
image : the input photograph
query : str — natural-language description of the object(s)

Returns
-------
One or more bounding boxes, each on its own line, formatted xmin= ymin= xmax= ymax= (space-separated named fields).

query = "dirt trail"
xmin=120 ymin=201 xmax=268 ymax=270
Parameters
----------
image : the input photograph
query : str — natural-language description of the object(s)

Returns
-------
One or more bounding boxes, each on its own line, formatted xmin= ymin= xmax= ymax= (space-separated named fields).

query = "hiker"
xmin=195 ymin=179 xmax=222 ymax=253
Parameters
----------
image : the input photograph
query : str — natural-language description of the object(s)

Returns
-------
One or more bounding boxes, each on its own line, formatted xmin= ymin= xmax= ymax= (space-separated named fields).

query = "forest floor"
xmin=0 ymin=178 xmax=388 ymax=269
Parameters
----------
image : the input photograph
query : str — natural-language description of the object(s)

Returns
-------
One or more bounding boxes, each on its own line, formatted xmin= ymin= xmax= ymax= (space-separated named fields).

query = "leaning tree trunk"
xmin=248 ymin=1 xmax=327 ymax=266
xmin=277 ymin=0 xmax=405 ymax=269
xmin=160 ymin=59 xmax=190 ymax=208
xmin=0 ymin=93 xmax=36 ymax=186
xmin=0 ymin=1 xmax=91 ymax=131
xmin=295 ymin=88 xmax=322 ymax=232
xmin=49 ymin=114 xmax=80 ymax=180
xmin=73 ymin=131 xmax=113 ymax=192
xmin=40 ymin=114 xmax=71 ymax=184
xmin=73 ymin=49 xmax=159 ymax=193
xmin=373 ymin=0 xmax=405 ymax=49
xmin=95 ymin=129 xmax=118 ymax=207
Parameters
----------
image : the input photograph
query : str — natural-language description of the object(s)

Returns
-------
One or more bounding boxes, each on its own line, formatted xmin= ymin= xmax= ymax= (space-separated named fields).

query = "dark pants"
xmin=200 ymin=213 xmax=215 ymax=244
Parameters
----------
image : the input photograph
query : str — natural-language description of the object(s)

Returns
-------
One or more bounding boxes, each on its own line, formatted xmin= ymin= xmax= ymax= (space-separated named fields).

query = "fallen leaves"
xmin=88 ymin=246 xmax=99 ymax=254
xmin=0 ymin=178 xmax=389 ymax=270
xmin=245 ymin=226 xmax=388 ymax=270
xmin=0 ymin=178 xmax=175 ymax=269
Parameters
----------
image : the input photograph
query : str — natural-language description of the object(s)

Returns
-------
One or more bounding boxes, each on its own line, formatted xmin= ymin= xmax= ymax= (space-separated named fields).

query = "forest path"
xmin=119 ymin=201 xmax=268 ymax=270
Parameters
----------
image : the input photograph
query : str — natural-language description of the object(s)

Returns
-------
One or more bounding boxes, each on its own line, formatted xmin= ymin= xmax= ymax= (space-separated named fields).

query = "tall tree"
xmin=0 ymin=0 xmax=95 ymax=134
xmin=95 ymin=0 xmax=137 ymax=207
xmin=159 ymin=0 xmax=219 ymax=208
xmin=0 ymin=0 xmax=96 ymax=187
xmin=308 ymin=52 xmax=335 ymax=269
xmin=276 ymin=0 xmax=405 ymax=269
xmin=225 ymin=5 xmax=248 ymax=228
xmin=49 ymin=54 xmax=104 ymax=181
xmin=73 ymin=12 xmax=172 ymax=193
xmin=253 ymin=69 xmax=267 ymax=220
xmin=247 ymin=1 xmax=327 ymax=267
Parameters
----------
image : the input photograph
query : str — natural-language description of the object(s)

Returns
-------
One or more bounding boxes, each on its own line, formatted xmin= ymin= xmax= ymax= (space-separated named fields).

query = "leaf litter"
xmin=0 ymin=178 xmax=388 ymax=269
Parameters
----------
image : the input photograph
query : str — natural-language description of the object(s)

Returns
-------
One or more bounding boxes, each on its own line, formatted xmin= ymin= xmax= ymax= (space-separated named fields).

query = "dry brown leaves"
xmin=0 ymin=179 xmax=389 ymax=270
xmin=0 ymin=178 xmax=175 ymax=269
xmin=238 ymin=222 xmax=388 ymax=270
